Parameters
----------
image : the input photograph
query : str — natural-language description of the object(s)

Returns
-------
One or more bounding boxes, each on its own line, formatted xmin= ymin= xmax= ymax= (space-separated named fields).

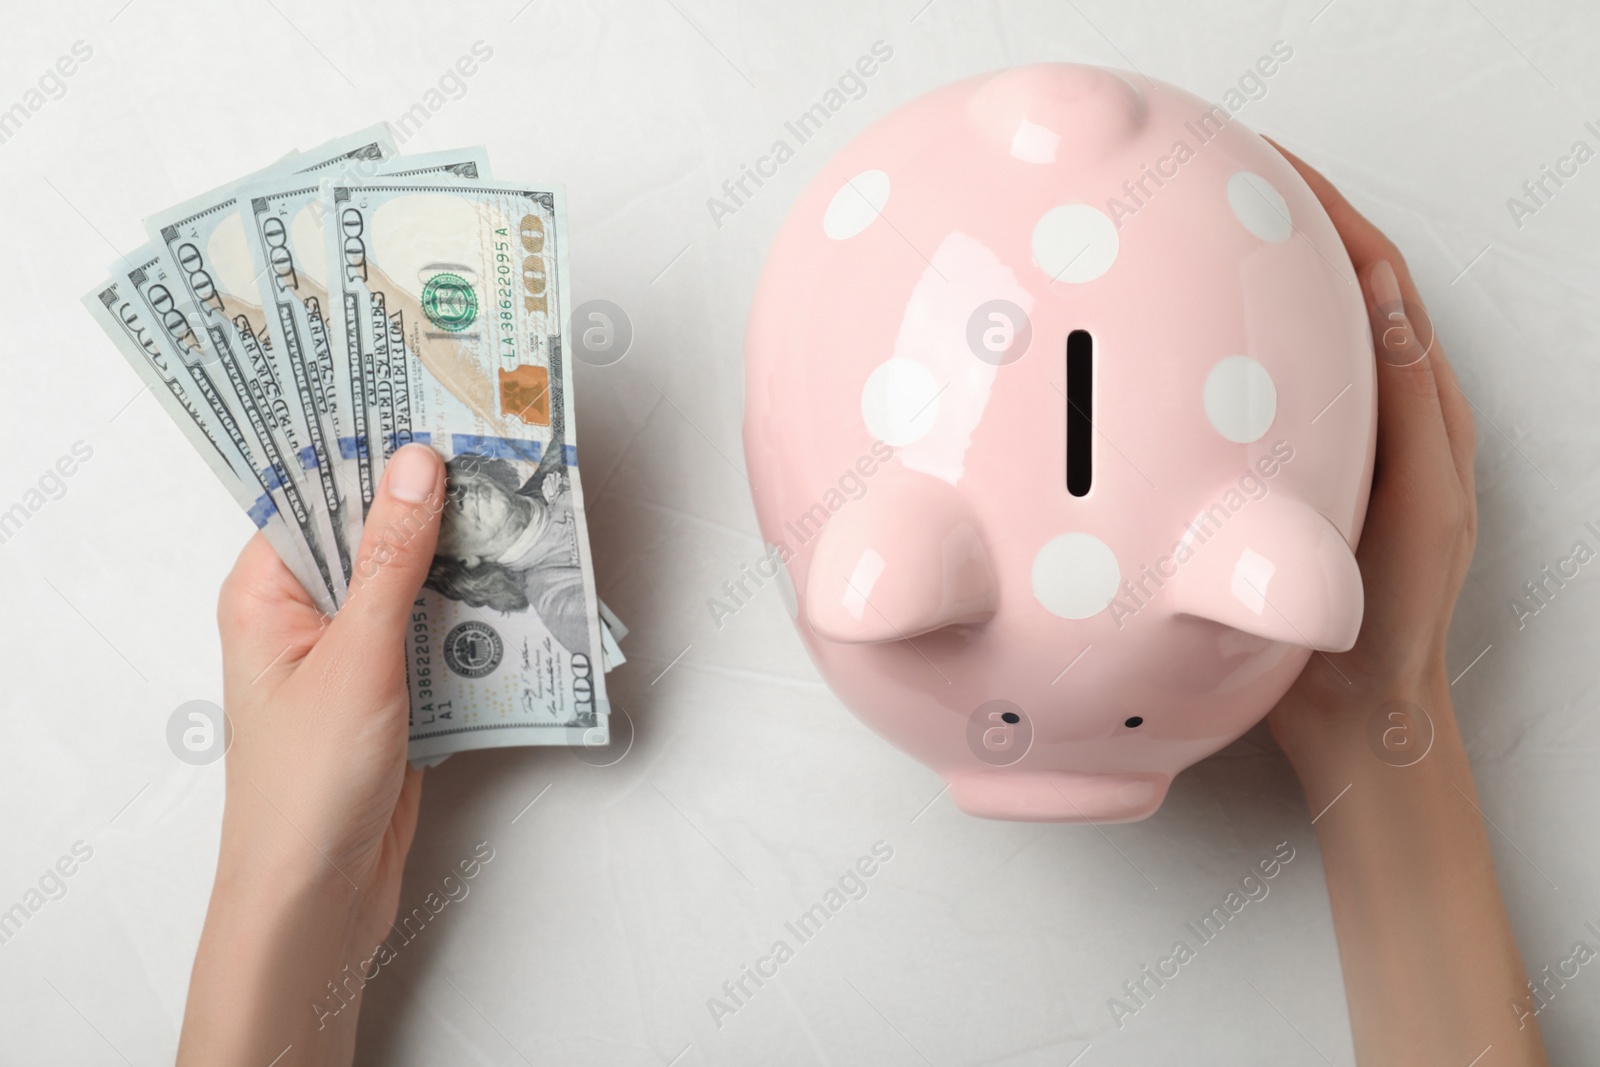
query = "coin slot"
xmin=1066 ymin=330 xmax=1093 ymax=497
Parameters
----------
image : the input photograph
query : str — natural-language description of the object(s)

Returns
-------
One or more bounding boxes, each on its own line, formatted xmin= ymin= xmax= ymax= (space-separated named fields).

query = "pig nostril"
xmin=1001 ymin=711 xmax=1021 ymax=724
xmin=1124 ymin=716 xmax=1143 ymax=728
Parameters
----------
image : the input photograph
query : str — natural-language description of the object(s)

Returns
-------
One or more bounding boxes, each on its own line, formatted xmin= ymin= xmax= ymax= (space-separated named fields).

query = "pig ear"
xmin=804 ymin=471 xmax=999 ymax=644
xmin=1166 ymin=494 xmax=1364 ymax=652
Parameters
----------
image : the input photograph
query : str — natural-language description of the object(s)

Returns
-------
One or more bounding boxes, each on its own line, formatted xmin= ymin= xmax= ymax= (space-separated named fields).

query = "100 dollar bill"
xmin=326 ymin=179 xmax=608 ymax=753
xmin=85 ymin=274 xmax=338 ymax=616
xmin=242 ymin=148 xmax=492 ymax=538
xmin=109 ymin=246 xmax=343 ymax=610
xmin=239 ymin=148 xmax=491 ymax=568
xmin=143 ymin=128 xmax=397 ymax=600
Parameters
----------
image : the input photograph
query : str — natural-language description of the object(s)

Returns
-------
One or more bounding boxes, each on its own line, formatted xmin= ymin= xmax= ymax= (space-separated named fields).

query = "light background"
xmin=1 ymin=0 xmax=1598 ymax=1063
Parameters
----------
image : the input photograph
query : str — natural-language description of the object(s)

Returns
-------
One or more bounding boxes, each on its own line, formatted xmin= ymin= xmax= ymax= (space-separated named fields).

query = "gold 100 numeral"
xmin=520 ymin=214 xmax=547 ymax=314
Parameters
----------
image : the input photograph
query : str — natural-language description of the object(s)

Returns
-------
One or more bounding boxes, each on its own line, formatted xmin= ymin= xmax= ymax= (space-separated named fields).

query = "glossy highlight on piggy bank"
xmin=743 ymin=64 xmax=1376 ymax=822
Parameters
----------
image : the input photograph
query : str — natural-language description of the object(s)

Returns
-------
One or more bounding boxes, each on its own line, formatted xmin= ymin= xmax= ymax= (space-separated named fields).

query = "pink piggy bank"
xmin=742 ymin=64 xmax=1375 ymax=822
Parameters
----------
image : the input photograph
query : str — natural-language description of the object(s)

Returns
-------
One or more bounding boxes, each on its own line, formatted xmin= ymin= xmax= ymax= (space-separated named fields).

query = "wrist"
xmin=214 ymin=767 xmax=385 ymax=935
xmin=211 ymin=804 xmax=381 ymax=1003
xmin=211 ymin=838 xmax=365 ymax=949
xmin=1270 ymin=659 xmax=1457 ymax=787
xmin=178 ymin=818 xmax=370 ymax=1065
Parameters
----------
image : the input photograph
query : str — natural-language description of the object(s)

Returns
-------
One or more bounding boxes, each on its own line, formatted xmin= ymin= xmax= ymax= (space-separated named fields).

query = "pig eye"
xmin=1066 ymin=329 xmax=1092 ymax=497
xmin=1124 ymin=716 xmax=1143 ymax=728
xmin=1001 ymin=711 xmax=1021 ymax=724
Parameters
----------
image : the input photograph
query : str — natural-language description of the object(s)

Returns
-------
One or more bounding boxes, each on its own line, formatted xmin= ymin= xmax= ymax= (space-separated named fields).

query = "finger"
xmin=1268 ymin=138 xmax=1476 ymax=492
xmin=326 ymin=443 xmax=446 ymax=662
xmin=217 ymin=531 xmax=324 ymax=682
xmin=1361 ymin=259 xmax=1458 ymax=500
xmin=1422 ymin=332 xmax=1477 ymax=499
xmin=1270 ymin=139 xmax=1451 ymax=489
xmin=1265 ymin=138 xmax=1401 ymax=270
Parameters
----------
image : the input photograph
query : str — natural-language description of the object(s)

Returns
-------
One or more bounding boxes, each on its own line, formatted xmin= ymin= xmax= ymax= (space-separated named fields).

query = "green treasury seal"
xmin=421 ymin=272 xmax=479 ymax=332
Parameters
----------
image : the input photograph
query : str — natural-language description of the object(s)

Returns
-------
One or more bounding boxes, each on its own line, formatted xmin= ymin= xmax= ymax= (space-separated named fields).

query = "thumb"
xmin=332 ymin=443 xmax=446 ymax=648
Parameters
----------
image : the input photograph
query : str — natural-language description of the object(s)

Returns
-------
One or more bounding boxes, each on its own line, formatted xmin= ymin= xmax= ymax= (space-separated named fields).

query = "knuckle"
xmin=295 ymin=650 xmax=364 ymax=718
xmin=1416 ymin=369 xmax=1440 ymax=402
xmin=357 ymin=500 xmax=439 ymax=578
xmin=349 ymin=536 xmax=433 ymax=612
xmin=1436 ymin=485 xmax=1475 ymax=546
xmin=1390 ymin=357 xmax=1439 ymax=401
xmin=1382 ymin=240 xmax=1407 ymax=270
xmin=1451 ymin=511 xmax=1476 ymax=559
xmin=356 ymin=532 xmax=409 ymax=582
xmin=310 ymin=637 xmax=359 ymax=692
xmin=216 ymin=569 xmax=260 ymax=637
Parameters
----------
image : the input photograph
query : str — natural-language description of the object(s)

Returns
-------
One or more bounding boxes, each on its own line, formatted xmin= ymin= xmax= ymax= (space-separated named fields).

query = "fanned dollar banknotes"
xmin=84 ymin=126 xmax=621 ymax=758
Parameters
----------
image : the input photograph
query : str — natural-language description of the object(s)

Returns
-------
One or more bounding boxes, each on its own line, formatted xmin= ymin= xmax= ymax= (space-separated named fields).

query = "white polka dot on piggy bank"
xmin=742 ymin=62 xmax=1375 ymax=823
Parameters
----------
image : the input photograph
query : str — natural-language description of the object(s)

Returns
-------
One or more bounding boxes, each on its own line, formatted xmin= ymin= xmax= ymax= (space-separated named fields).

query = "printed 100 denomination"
xmin=141 ymin=132 xmax=397 ymax=602
xmin=329 ymin=181 xmax=608 ymax=753
xmin=240 ymin=150 xmax=491 ymax=558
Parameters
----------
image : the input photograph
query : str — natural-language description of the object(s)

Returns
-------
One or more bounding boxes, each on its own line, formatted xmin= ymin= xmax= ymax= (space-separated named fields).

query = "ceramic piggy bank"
xmin=742 ymin=64 xmax=1375 ymax=822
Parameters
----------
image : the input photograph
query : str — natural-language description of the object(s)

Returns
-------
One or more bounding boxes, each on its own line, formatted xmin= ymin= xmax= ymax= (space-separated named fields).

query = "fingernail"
xmin=386 ymin=444 xmax=438 ymax=503
xmin=1368 ymin=259 xmax=1403 ymax=315
xmin=1364 ymin=260 xmax=1423 ymax=367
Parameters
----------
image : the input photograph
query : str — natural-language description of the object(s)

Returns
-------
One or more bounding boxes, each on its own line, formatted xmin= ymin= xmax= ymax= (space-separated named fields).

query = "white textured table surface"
xmin=2 ymin=1 xmax=1598 ymax=1063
